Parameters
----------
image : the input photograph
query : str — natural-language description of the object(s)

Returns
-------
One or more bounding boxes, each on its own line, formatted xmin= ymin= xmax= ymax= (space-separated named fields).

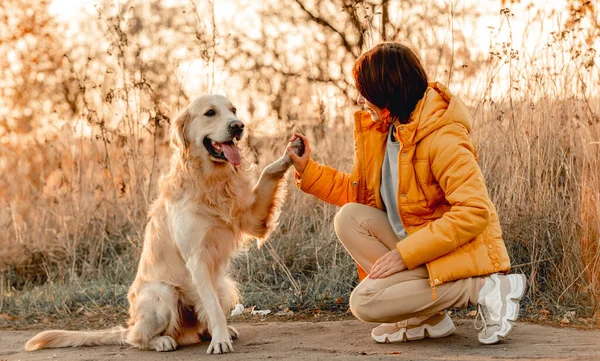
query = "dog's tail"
xmin=25 ymin=327 xmax=128 ymax=351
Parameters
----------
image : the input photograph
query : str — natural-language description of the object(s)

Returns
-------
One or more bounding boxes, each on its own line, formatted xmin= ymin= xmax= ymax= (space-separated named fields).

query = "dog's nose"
xmin=229 ymin=120 xmax=245 ymax=136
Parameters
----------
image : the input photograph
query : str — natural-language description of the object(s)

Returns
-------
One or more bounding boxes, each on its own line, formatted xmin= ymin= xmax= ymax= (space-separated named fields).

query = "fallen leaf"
xmin=0 ymin=313 xmax=17 ymax=321
xmin=275 ymin=308 xmax=294 ymax=316
xmin=250 ymin=305 xmax=271 ymax=316
xmin=230 ymin=304 xmax=244 ymax=317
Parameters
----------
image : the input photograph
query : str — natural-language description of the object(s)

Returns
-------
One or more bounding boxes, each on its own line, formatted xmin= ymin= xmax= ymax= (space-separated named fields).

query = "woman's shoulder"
xmin=419 ymin=123 xmax=477 ymax=163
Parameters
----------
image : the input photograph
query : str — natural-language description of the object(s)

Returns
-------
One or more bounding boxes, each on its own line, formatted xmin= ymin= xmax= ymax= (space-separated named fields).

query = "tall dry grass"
xmin=469 ymin=9 xmax=600 ymax=315
xmin=1 ymin=5 xmax=599 ymax=323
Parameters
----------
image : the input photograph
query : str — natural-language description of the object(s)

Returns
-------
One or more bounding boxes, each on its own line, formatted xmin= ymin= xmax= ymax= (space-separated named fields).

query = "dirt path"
xmin=1 ymin=319 xmax=599 ymax=361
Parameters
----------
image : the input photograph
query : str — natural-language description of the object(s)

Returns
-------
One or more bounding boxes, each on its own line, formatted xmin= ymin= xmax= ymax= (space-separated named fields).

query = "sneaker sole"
xmin=372 ymin=315 xmax=456 ymax=344
xmin=479 ymin=274 xmax=527 ymax=345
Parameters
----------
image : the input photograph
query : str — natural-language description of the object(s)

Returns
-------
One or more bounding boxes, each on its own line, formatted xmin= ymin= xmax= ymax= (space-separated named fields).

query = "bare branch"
xmin=381 ymin=0 xmax=390 ymax=40
xmin=341 ymin=0 xmax=365 ymax=52
xmin=293 ymin=0 xmax=358 ymax=56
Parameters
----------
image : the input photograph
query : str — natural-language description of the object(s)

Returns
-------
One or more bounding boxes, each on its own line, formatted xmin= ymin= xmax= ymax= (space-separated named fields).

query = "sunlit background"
xmin=3 ymin=0 xmax=598 ymax=136
xmin=0 ymin=0 xmax=599 ymax=324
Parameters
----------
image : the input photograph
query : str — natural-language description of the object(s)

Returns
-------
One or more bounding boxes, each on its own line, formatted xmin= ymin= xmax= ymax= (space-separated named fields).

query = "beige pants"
xmin=334 ymin=203 xmax=481 ymax=324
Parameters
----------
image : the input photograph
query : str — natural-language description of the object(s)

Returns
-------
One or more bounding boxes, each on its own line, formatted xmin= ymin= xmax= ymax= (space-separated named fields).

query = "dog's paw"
xmin=289 ymin=136 xmax=305 ymax=158
xmin=266 ymin=137 xmax=305 ymax=175
xmin=228 ymin=325 xmax=239 ymax=340
xmin=281 ymin=137 xmax=305 ymax=167
xmin=206 ymin=337 xmax=234 ymax=354
xmin=149 ymin=336 xmax=177 ymax=352
xmin=206 ymin=326 xmax=233 ymax=354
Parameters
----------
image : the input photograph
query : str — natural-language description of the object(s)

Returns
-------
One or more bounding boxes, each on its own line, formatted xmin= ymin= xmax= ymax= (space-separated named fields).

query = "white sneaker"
xmin=475 ymin=273 xmax=527 ymax=344
xmin=371 ymin=312 xmax=455 ymax=343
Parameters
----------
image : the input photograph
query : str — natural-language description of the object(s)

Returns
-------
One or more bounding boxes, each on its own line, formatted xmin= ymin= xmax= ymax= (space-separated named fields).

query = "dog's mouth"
xmin=203 ymin=136 xmax=242 ymax=166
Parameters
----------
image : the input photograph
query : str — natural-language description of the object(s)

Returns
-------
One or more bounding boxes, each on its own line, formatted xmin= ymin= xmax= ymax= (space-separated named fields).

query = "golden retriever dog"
xmin=25 ymin=94 xmax=304 ymax=355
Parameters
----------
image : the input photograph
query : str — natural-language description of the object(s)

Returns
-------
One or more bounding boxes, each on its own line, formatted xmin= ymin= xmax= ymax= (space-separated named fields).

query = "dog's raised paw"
xmin=263 ymin=136 xmax=305 ymax=175
xmin=289 ymin=137 xmax=305 ymax=157
xmin=279 ymin=137 xmax=305 ymax=169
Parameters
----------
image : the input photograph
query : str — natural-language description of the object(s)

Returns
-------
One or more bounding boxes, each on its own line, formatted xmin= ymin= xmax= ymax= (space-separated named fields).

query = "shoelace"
xmin=474 ymin=304 xmax=488 ymax=334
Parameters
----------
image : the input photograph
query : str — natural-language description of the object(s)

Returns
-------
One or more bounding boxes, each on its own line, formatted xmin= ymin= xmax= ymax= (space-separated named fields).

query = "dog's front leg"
xmin=185 ymin=256 xmax=233 ymax=354
xmin=241 ymin=138 xmax=304 ymax=239
xmin=172 ymin=213 xmax=234 ymax=355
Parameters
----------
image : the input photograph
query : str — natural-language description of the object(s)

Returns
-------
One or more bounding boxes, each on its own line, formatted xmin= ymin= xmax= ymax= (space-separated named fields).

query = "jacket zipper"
xmin=396 ymin=129 xmax=438 ymax=301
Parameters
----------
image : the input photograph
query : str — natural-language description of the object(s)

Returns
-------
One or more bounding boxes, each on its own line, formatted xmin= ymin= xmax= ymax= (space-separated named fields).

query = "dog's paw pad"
xmin=149 ymin=336 xmax=177 ymax=352
xmin=289 ymin=137 xmax=305 ymax=157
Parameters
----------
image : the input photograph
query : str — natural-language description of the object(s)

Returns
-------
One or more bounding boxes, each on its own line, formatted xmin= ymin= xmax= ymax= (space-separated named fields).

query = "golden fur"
xmin=25 ymin=95 xmax=301 ymax=354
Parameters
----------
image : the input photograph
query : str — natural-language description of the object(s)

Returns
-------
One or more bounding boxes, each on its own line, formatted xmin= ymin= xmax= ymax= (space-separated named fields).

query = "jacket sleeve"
xmin=396 ymin=125 xmax=491 ymax=269
xmin=295 ymin=158 xmax=356 ymax=207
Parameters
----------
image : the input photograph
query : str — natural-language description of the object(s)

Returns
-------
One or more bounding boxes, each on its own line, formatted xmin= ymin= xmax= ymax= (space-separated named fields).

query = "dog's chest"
xmin=194 ymin=182 xmax=251 ymax=223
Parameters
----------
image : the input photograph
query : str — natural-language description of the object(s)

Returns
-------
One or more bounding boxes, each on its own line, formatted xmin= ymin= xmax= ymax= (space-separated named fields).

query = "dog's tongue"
xmin=221 ymin=143 xmax=241 ymax=166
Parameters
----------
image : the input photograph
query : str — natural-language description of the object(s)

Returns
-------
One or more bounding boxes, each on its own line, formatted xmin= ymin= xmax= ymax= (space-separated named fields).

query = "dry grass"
xmin=474 ymin=96 xmax=599 ymax=315
xmin=1 ymin=4 xmax=599 ymax=325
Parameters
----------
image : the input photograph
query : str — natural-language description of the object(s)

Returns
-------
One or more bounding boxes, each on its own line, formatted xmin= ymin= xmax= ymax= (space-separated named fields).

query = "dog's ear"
xmin=171 ymin=110 xmax=190 ymax=153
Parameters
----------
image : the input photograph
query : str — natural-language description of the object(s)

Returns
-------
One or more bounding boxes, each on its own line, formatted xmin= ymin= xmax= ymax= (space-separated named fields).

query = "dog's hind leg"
xmin=126 ymin=282 xmax=180 ymax=352
xmin=217 ymin=275 xmax=240 ymax=314
xmin=217 ymin=275 xmax=240 ymax=340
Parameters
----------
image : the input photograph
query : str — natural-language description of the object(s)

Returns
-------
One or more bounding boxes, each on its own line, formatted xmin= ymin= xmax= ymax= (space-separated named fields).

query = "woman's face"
xmin=357 ymin=93 xmax=384 ymax=122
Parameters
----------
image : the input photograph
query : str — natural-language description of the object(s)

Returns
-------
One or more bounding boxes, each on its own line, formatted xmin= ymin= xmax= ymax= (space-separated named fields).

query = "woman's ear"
xmin=171 ymin=110 xmax=190 ymax=153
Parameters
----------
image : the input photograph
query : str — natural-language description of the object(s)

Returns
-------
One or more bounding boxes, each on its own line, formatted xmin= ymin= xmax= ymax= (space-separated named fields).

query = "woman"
xmin=285 ymin=42 xmax=526 ymax=345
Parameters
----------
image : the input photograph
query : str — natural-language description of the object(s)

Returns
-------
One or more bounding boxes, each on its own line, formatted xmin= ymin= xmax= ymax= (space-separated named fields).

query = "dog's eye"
xmin=204 ymin=109 xmax=216 ymax=117
xmin=231 ymin=108 xmax=237 ymax=115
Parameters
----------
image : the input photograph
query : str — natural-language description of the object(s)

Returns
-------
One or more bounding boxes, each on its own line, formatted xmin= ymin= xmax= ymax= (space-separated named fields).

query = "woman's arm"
xmin=396 ymin=124 xmax=492 ymax=270
xmin=287 ymin=133 xmax=357 ymax=207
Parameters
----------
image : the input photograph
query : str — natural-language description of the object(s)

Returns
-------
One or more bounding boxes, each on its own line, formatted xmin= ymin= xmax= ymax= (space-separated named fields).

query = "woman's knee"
xmin=334 ymin=203 xmax=363 ymax=239
xmin=349 ymin=283 xmax=382 ymax=323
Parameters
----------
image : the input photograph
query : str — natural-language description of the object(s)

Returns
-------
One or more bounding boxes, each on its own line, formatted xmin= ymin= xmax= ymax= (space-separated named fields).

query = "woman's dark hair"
xmin=352 ymin=42 xmax=428 ymax=124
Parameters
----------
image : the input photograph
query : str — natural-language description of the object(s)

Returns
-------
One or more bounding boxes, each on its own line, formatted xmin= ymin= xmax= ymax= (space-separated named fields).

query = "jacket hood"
xmin=398 ymin=82 xmax=473 ymax=145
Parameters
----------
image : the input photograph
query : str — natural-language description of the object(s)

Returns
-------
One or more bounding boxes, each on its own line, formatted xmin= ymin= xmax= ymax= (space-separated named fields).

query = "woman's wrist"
xmin=296 ymin=158 xmax=310 ymax=176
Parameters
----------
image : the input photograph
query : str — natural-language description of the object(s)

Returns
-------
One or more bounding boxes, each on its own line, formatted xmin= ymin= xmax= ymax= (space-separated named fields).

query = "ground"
xmin=1 ymin=318 xmax=599 ymax=361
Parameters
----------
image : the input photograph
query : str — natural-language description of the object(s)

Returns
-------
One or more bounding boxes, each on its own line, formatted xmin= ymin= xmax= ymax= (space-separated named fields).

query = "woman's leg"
xmin=333 ymin=203 xmax=523 ymax=345
xmin=334 ymin=203 xmax=474 ymax=342
xmin=349 ymin=268 xmax=480 ymax=323
xmin=333 ymin=202 xmax=401 ymax=273
xmin=333 ymin=203 xmax=480 ymax=322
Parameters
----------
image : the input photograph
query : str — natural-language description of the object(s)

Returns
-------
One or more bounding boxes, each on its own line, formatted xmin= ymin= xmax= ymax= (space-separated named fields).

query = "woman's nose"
xmin=357 ymin=94 xmax=365 ymax=104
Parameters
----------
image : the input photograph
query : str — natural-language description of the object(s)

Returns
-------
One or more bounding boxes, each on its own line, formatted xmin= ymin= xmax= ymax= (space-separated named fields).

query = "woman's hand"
xmin=369 ymin=249 xmax=407 ymax=279
xmin=286 ymin=133 xmax=311 ymax=175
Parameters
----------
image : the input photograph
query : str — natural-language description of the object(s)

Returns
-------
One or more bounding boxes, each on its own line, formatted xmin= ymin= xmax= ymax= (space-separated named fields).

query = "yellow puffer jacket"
xmin=296 ymin=82 xmax=510 ymax=295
